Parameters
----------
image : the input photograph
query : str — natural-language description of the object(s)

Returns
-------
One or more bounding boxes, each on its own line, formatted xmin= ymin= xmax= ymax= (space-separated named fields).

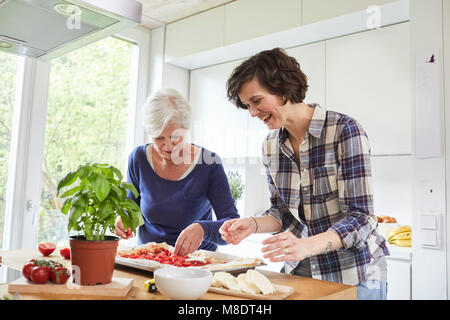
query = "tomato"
xmin=38 ymin=242 xmax=56 ymax=256
xmin=60 ymin=247 xmax=70 ymax=259
xmin=22 ymin=262 xmax=36 ymax=280
xmin=50 ymin=267 xmax=70 ymax=284
xmin=30 ymin=266 xmax=50 ymax=284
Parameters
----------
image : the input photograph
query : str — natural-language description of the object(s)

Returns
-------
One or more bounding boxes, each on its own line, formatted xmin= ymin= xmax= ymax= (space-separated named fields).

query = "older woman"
xmin=219 ymin=48 xmax=389 ymax=300
xmin=115 ymin=88 xmax=239 ymax=256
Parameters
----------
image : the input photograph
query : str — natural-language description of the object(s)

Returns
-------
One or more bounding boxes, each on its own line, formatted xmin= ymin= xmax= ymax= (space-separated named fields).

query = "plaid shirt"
xmin=261 ymin=104 xmax=389 ymax=286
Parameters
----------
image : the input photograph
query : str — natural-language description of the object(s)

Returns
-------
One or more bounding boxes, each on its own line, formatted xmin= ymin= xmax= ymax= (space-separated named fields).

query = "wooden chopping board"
xmin=8 ymin=277 xmax=133 ymax=297
xmin=208 ymin=284 xmax=294 ymax=300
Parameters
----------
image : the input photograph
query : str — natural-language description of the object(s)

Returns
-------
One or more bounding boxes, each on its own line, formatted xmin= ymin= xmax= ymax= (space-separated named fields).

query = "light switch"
xmin=421 ymin=230 xmax=438 ymax=247
xmin=420 ymin=214 xmax=437 ymax=230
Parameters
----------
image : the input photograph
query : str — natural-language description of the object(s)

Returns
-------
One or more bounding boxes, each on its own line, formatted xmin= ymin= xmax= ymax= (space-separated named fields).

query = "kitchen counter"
xmin=386 ymin=243 xmax=412 ymax=261
xmin=0 ymin=248 xmax=356 ymax=300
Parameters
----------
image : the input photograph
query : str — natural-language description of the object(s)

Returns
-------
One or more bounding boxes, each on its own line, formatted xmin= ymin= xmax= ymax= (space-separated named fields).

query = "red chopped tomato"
xmin=190 ymin=260 xmax=208 ymax=266
xmin=38 ymin=242 xmax=56 ymax=256
xmin=60 ymin=247 xmax=70 ymax=259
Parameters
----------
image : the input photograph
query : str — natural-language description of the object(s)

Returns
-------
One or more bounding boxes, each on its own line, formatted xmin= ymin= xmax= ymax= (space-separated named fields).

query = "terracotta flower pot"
xmin=69 ymin=235 xmax=119 ymax=286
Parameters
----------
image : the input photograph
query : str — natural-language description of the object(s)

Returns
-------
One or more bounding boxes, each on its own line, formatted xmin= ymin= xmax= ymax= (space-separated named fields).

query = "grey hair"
xmin=142 ymin=88 xmax=191 ymax=138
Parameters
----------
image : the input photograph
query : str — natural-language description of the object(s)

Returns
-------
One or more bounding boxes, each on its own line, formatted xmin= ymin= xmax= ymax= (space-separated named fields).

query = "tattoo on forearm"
xmin=327 ymin=241 xmax=333 ymax=251
xmin=320 ymin=241 xmax=333 ymax=255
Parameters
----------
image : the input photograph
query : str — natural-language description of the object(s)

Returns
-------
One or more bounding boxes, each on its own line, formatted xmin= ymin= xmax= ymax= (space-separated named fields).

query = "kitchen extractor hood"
xmin=0 ymin=0 xmax=142 ymax=60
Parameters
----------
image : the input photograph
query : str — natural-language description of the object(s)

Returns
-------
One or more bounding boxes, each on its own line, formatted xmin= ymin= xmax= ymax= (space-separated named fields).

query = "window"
xmin=38 ymin=36 xmax=136 ymax=246
xmin=0 ymin=52 xmax=20 ymax=248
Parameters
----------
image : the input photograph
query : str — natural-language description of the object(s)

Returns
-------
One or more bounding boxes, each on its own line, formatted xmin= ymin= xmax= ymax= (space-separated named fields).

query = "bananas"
xmin=387 ymin=225 xmax=412 ymax=247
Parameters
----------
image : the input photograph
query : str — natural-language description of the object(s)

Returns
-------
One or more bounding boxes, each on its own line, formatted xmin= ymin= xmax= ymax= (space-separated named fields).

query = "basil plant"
xmin=57 ymin=163 xmax=144 ymax=241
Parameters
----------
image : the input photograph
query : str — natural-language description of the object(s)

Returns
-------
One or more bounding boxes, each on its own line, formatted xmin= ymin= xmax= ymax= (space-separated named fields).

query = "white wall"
xmin=411 ymin=0 xmax=448 ymax=300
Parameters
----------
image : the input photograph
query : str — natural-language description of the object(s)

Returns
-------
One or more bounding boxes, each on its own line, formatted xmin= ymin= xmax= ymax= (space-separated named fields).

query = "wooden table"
xmin=0 ymin=248 xmax=356 ymax=300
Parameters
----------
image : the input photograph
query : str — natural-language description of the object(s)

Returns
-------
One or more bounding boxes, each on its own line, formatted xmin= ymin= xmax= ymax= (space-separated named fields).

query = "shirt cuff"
xmin=195 ymin=220 xmax=211 ymax=240
xmin=328 ymin=222 xmax=366 ymax=251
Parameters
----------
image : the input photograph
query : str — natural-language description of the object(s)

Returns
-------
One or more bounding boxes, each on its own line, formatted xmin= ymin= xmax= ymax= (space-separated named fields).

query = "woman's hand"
xmin=114 ymin=217 xmax=133 ymax=239
xmin=219 ymin=218 xmax=257 ymax=245
xmin=261 ymin=231 xmax=312 ymax=262
xmin=174 ymin=223 xmax=205 ymax=256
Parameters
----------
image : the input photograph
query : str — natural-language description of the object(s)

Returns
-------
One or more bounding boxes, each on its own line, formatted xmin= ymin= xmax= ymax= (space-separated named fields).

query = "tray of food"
xmin=115 ymin=242 xmax=265 ymax=273
xmin=208 ymin=269 xmax=294 ymax=300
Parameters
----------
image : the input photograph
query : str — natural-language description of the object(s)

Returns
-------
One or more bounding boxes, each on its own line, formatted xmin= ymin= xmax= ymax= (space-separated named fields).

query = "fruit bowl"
xmin=154 ymin=266 xmax=212 ymax=300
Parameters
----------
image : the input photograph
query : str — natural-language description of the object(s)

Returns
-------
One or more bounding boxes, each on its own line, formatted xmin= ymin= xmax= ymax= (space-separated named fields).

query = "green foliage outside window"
xmin=39 ymin=36 xmax=134 ymax=246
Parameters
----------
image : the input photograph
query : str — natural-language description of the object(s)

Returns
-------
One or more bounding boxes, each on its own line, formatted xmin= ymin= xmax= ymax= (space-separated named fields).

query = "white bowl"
xmin=154 ymin=266 xmax=212 ymax=300
xmin=378 ymin=222 xmax=399 ymax=240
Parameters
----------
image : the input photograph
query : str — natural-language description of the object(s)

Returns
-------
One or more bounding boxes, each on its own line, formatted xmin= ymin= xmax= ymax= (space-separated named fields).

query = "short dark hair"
xmin=226 ymin=48 xmax=309 ymax=109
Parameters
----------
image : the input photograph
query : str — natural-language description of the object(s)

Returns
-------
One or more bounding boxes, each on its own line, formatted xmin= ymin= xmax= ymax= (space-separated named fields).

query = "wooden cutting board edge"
xmin=8 ymin=277 xmax=133 ymax=297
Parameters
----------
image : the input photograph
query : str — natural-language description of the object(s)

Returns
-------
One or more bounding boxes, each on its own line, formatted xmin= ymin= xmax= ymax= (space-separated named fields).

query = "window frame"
xmin=1 ymin=26 xmax=150 ymax=250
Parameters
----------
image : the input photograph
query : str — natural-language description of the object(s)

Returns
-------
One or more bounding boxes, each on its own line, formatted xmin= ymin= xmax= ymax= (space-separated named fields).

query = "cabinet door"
xmin=189 ymin=60 xmax=248 ymax=159
xmin=325 ymin=22 xmax=411 ymax=155
xmin=286 ymin=41 xmax=326 ymax=108
xmin=387 ymin=259 xmax=411 ymax=300
xmin=224 ymin=0 xmax=301 ymax=45
xmin=165 ymin=6 xmax=225 ymax=60
xmin=302 ymin=0 xmax=398 ymax=25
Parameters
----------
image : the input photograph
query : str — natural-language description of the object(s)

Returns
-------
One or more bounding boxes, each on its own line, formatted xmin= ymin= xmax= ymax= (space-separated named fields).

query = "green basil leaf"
xmin=71 ymin=194 xmax=87 ymax=208
xmin=57 ymin=171 xmax=78 ymax=196
xmin=108 ymin=165 xmax=123 ymax=180
xmin=60 ymin=198 xmax=72 ymax=215
xmin=98 ymin=201 xmax=113 ymax=219
xmin=60 ymin=185 xmax=83 ymax=198
xmin=77 ymin=166 xmax=93 ymax=179
xmin=68 ymin=206 xmax=83 ymax=232
xmin=121 ymin=182 xmax=139 ymax=198
xmin=88 ymin=172 xmax=110 ymax=202
xmin=111 ymin=184 xmax=124 ymax=199
xmin=119 ymin=212 xmax=131 ymax=230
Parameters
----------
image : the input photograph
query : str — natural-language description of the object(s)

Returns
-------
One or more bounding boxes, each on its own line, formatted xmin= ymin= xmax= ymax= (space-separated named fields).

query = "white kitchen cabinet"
xmin=386 ymin=244 xmax=412 ymax=300
xmin=189 ymin=59 xmax=249 ymax=159
xmin=165 ymin=6 xmax=225 ymax=60
xmin=302 ymin=0 xmax=398 ymax=26
xmin=386 ymin=258 xmax=412 ymax=300
xmin=224 ymin=0 xmax=302 ymax=46
xmin=286 ymin=42 xmax=326 ymax=108
xmin=325 ymin=22 xmax=411 ymax=155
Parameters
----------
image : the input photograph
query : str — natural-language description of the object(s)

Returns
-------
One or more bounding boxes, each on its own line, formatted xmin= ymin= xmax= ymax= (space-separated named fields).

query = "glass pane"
xmin=0 ymin=52 xmax=19 ymax=249
xmin=39 ymin=36 xmax=135 ymax=247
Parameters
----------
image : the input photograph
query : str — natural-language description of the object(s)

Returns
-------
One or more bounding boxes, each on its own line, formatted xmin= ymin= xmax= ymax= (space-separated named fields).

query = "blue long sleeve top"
xmin=126 ymin=144 xmax=240 ymax=251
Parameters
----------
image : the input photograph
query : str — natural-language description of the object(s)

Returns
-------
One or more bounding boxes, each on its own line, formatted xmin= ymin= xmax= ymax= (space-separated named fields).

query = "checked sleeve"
xmin=328 ymin=118 xmax=378 ymax=251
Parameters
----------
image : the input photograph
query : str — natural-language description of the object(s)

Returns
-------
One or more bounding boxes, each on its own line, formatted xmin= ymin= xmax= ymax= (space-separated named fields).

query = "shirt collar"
xmin=278 ymin=103 xmax=326 ymax=145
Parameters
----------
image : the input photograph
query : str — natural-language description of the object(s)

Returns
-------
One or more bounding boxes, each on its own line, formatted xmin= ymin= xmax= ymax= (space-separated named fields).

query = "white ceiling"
xmin=137 ymin=0 xmax=235 ymax=29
